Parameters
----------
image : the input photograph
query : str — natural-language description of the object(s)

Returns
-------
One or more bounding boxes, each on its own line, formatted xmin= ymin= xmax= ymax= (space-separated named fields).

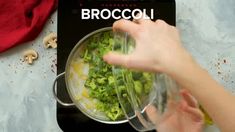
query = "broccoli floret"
xmin=83 ymin=49 xmax=92 ymax=62
xmin=81 ymin=31 xmax=124 ymax=121
xmin=80 ymin=31 xmax=153 ymax=121
xmin=106 ymin=103 xmax=123 ymax=121
xmin=108 ymin=76 xmax=115 ymax=85
xmin=134 ymin=81 xmax=143 ymax=95
xmin=97 ymin=78 xmax=106 ymax=84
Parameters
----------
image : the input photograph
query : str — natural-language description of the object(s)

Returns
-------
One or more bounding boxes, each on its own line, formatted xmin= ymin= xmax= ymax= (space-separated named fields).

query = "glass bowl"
xmin=112 ymin=31 xmax=181 ymax=131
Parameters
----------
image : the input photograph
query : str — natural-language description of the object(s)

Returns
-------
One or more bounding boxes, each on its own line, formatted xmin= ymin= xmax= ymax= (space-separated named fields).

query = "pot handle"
xmin=52 ymin=72 xmax=75 ymax=106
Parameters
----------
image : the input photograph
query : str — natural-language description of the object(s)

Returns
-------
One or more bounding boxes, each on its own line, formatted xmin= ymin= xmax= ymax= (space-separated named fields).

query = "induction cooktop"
xmin=57 ymin=0 xmax=175 ymax=131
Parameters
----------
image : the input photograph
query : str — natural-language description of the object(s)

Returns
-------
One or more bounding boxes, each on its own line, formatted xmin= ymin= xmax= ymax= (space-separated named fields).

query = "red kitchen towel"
xmin=0 ymin=0 xmax=58 ymax=53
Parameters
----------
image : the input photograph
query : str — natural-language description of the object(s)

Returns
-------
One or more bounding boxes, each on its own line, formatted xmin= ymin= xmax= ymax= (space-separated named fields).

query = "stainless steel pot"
xmin=52 ymin=27 xmax=128 ymax=124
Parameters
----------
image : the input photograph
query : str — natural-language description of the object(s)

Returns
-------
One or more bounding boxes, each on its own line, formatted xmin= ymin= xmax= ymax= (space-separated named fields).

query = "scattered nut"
xmin=23 ymin=49 xmax=38 ymax=65
xmin=43 ymin=33 xmax=57 ymax=48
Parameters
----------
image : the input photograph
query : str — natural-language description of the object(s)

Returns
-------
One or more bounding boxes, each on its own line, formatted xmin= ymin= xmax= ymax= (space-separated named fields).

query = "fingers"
xmin=103 ymin=52 xmax=129 ymax=67
xmin=180 ymin=89 xmax=198 ymax=108
xmin=155 ymin=19 xmax=166 ymax=24
xmin=113 ymin=19 xmax=139 ymax=37
xmin=181 ymin=102 xmax=204 ymax=122
xmin=179 ymin=90 xmax=204 ymax=122
xmin=155 ymin=19 xmax=170 ymax=29
xmin=133 ymin=13 xmax=150 ymax=24
xmin=146 ymin=104 xmax=160 ymax=124
xmin=103 ymin=51 xmax=158 ymax=72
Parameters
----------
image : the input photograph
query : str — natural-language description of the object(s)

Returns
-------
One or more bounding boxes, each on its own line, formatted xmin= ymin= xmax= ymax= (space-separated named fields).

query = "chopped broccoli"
xmin=97 ymin=78 xmax=106 ymax=84
xmin=80 ymin=31 xmax=153 ymax=121
xmin=134 ymin=81 xmax=143 ymax=95
xmin=81 ymin=31 xmax=124 ymax=120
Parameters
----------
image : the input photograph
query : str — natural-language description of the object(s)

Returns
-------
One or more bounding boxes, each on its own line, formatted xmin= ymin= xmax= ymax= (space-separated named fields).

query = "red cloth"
xmin=0 ymin=0 xmax=58 ymax=53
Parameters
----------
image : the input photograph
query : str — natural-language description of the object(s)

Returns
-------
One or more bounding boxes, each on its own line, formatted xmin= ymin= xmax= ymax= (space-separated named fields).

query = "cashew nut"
xmin=23 ymin=49 xmax=38 ymax=65
xmin=43 ymin=33 xmax=57 ymax=48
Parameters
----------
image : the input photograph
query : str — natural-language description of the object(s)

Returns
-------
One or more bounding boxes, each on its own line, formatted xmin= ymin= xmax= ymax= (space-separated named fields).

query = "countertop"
xmin=0 ymin=0 xmax=234 ymax=132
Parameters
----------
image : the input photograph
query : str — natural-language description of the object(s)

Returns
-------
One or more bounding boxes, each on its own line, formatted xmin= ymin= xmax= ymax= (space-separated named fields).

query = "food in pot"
xmin=80 ymin=31 xmax=153 ymax=121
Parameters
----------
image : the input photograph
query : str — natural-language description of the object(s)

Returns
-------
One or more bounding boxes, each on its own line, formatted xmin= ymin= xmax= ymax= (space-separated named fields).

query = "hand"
xmin=146 ymin=90 xmax=204 ymax=132
xmin=103 ymin=19 xmax=194 ymax=75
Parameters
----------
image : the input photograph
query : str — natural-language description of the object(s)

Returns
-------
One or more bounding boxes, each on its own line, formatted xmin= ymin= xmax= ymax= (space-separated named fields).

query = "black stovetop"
xmin=57 ymin=0 xmax=175 ymax=131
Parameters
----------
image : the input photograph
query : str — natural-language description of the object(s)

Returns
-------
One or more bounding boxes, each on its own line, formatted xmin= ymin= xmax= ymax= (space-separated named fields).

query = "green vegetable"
xmin=81 ymin=31 xmax=124 ymax=120
xmin=134 ymin=81 xmax=143 ymax=95
xmin=81 ymin=31 xmax=153 ymax=121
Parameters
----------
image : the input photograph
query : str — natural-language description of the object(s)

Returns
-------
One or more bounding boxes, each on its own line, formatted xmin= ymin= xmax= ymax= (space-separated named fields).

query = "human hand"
xmin=103 ymin=18 xmax=194 ymax=75
xmin=146 ymin=90 xmax=204 ymax=132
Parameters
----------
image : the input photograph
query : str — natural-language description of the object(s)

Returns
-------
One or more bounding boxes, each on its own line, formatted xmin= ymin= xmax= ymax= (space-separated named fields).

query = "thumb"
xmin=103 ymin=52 xmax=130 ymax=67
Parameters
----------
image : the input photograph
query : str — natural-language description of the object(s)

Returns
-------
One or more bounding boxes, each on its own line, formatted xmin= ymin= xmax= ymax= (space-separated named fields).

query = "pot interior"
xmin=64 ymin=27 xmax=127 ymax=124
